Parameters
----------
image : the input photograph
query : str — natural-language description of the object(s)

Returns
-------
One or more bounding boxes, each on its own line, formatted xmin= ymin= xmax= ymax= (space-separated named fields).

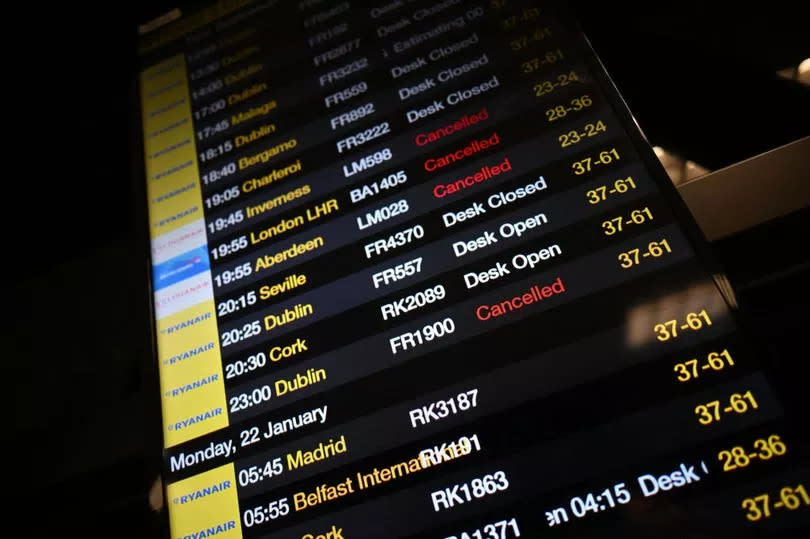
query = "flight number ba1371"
xmin=445 ymin=518 xmax=521 ymax=539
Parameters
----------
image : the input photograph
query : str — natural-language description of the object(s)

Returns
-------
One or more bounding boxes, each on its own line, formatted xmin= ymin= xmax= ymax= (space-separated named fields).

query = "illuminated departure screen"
xmin=137 ymin=1 xmax=809 ymax=537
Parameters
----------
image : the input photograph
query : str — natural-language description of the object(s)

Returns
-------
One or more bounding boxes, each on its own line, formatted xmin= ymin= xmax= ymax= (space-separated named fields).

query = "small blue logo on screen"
xmin=153 ymin=246 xmax=210 ymax=290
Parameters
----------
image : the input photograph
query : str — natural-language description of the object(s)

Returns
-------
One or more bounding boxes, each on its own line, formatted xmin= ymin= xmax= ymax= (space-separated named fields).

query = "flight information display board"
xmin=136 ymin=1 xmax=809 ymax=537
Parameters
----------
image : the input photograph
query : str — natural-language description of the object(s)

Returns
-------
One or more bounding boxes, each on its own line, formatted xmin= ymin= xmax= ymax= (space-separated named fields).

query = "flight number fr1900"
xmin=390 ymin=317 xmax=455 ymax=354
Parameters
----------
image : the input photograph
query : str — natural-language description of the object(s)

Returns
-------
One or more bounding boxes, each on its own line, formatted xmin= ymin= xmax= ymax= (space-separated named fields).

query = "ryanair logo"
xmin=165 ymin=373 xmax=219 ymax=398
xmin=168 ymin=406 xmax=223 ymax=431
xmin=163 ymin=342 xmax=215 ymax=366
xmin=160 ymin=312 xmax=212 ymax=335
xmin=173 ymin=480 xmax=232 ymax=505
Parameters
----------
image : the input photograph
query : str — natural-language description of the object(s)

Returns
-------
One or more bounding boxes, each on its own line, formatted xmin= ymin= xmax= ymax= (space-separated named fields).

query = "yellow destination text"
xmin=264 ymin=303 xmax=313 ymax=331
xmin=239 ymin=138 xmax=298 ymax=170
xmin=245 ymin=184 xmax=310 ymax=219
xmin=293 ymin=477 xmax=354 ymax=512
xmin=287 ymin=435 xmax=347 ymax=470
xmin=242 ymin=159 xmax=302 ymax=193
xmin=225 ymin=63 xmax=262 ymax=85
xmin=231 ymin=100 xmax=277 ymax=126
xmin=259 ymin=273 xmax=307 ymax=300
xmin=250 ymin=215 xmax=305 ymax=244
xmin=293 ymin=444 xmax=468 ymax=512
xmin=235 ymin=122 xmax=275 ymax=147
xmin=255 ymin=236 xmax=324 ymax=271
xmin=228 ymin=82 xmax=267 ymax=106
xmin=275 ymin=367 xmax=326 ymax=396
xmin=222 ymin=45 xmax=260 ymax=66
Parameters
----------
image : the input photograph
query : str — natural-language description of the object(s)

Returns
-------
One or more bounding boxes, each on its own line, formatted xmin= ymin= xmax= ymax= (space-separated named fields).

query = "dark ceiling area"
xmin=6 ymin=2 xmax=808 ymax=537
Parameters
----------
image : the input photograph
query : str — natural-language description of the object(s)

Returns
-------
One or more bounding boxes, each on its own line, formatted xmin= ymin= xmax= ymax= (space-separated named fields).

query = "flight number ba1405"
xmin=350 ymin=170 xmax=407 ymax=203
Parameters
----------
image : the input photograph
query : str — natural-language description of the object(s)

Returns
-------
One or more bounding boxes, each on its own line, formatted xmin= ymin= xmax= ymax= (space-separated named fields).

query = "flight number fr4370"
xmin=364 ymin=224 xmax=424 ymax=258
